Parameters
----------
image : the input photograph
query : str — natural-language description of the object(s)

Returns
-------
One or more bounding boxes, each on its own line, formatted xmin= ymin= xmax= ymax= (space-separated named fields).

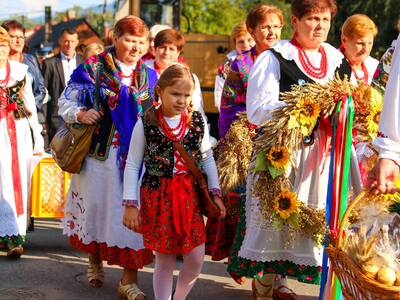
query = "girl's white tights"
xmin=153 ymin=243 xmax=205 ymax=300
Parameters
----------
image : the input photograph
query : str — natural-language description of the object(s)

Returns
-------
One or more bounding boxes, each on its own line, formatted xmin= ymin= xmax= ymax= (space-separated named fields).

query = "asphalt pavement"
xmin=0 ymin=219 xmax=319 ymax=300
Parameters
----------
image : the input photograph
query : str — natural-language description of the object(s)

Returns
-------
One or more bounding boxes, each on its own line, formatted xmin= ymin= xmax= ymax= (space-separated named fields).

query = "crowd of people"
xmin=1 ymin=0 xmax=400 ymax=299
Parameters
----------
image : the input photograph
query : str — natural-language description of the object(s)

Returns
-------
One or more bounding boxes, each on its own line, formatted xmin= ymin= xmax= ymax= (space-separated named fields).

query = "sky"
xmin=0 ymin=0 xmax=108 ymax=18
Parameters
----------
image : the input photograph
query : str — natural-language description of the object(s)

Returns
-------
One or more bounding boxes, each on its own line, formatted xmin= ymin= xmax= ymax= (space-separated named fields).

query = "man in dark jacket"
xmin=42 ymin=27 xmax=82 ymax=142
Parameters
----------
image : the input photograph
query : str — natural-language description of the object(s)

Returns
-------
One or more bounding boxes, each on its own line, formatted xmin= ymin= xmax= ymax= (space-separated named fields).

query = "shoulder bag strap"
xmin=173 ymin=142 xmax=205 ymax=184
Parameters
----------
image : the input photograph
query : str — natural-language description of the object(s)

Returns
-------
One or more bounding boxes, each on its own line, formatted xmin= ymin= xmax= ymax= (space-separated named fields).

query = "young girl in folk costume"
xmin=123 ymin=64 xmax=226 ymax=300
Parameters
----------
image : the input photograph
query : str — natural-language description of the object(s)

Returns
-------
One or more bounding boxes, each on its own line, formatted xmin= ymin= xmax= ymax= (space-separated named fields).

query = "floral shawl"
xmin=218 ymin=47 xmax=256 ymax=138
xmin=66 ymin=47 xmax=157 ymax=176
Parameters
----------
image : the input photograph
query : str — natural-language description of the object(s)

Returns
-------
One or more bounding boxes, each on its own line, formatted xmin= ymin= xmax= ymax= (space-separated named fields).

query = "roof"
xmin=27 ymin=18 xmax=100 ymax=52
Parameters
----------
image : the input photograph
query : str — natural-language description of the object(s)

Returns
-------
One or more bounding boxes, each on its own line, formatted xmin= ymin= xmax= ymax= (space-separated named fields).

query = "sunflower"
xmin=273 ymin=190 xmax=298 ymax=219
xmin=267 ymin=146 xmax=290 ymax=170
xmin=288 ymin=97 xmax=321 ymax=136
xmin=366 ymin=89 xmax=383 ymax=139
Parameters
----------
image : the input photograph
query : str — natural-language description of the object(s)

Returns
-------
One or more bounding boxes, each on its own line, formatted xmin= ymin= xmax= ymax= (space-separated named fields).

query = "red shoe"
xmin=272 ymin=285 xmax=298 ymax=300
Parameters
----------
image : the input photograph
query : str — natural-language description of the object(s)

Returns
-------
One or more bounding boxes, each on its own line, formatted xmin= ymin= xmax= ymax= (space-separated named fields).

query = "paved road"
xmin=0 ymin=219 xmax=319 ymax=299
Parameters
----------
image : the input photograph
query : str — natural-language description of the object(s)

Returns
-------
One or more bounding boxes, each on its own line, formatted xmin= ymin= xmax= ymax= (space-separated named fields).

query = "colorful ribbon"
xmin=319 ymin=95 xmax=354 ymax=300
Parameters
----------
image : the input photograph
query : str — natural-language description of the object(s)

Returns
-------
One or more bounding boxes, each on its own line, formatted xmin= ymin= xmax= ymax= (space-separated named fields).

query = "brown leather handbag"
xmin=50 ymin=63 xmax=102 ymax=173
xmin=50 ymin=123 xmax=96 ymax=173
xmin=173 ymin=142 xmax=221 ymax=218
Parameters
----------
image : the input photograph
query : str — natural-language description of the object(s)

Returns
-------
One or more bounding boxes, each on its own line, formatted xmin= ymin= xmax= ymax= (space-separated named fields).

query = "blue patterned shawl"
xmin=66 ymin=46 xmax=157 ymax=177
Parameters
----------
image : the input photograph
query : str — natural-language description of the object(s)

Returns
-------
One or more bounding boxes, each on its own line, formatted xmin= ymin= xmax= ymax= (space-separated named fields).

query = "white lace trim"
xmin=62 ymin=224 xmax=145 ymax=250
xmin=238 ymin=248 xmax=321 ymax=267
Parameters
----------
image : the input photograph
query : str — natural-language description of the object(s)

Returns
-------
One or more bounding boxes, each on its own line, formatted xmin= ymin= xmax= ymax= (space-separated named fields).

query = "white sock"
xmin=173 ymin=244 xmax=205 ymax=300
xmin=153 ymin=252 xmax=176 ymax=300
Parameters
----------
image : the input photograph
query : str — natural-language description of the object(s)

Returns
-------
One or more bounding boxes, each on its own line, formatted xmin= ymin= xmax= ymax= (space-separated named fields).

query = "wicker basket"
xmin=326 ymin=191 xmax=400 ymax=300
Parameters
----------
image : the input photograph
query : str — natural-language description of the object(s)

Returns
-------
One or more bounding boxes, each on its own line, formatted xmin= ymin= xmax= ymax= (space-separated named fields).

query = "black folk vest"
xmin=269 ymin=48 xmax=351 ymax=94
xmin=142 ymin=110 xmax=205 ymax=190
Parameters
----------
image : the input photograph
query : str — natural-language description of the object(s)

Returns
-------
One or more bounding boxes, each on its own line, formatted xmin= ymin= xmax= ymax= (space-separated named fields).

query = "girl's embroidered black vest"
xmin=142 ymin=110 xmax=205 ymax=189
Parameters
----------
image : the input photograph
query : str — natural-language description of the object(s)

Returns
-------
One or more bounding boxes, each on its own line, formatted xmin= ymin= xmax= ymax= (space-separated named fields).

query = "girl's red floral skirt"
xmin=69 ymin=235 xmax=153 ymax=269
xmin=140 ymin=173 xmax=206 ymax=255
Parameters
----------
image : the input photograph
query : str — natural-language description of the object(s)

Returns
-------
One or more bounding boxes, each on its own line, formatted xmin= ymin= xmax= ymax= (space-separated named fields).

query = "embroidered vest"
xmin=267 ymin=49 xmax=352 ymax=145
xmin=142 ymin=110 xmax=205 ymax=189
xmin=88 ymin=103 xmax=115 ymax=160
xmin=269 ymin=48 xmax=351 ymax=94
xmin=0 ymin=78 xmax=32 ymax=120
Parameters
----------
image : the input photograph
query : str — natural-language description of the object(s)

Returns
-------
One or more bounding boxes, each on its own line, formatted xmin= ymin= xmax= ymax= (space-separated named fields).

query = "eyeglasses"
xmin=260 ymin=25 xmax=282 ymax=32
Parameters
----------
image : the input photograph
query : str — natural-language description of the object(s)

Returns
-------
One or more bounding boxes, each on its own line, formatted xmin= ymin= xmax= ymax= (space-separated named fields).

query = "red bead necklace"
xmin=291 ymin=38 xmax=328 ymax=79
xmin=351 ymin=63 xmax=368 ymax=84
xmin=157 ymin=108 xmax=188 ymax=142
xmin=339 ymin=46 xmax=369 ymax=84
xmin=0 ymin=61 xmax=11 ymax=87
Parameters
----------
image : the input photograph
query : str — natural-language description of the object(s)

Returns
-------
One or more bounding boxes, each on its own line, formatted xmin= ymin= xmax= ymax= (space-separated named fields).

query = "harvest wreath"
xmin=249 ymin=75 xmax=383 ymax=246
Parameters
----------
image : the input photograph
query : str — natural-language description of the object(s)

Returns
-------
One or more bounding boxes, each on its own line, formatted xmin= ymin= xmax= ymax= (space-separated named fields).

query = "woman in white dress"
xmin=60 ymin=16 xmax=157 ymax=300
xmin=372 ymin=33 xmax=400 ymax=194
xmin=0 ymin=27 xmax=44 ymax=258
xmin=340 ymin=14 xmax=378 ymax=85
xmin=229 ymin=0 xmax=357 ymax=299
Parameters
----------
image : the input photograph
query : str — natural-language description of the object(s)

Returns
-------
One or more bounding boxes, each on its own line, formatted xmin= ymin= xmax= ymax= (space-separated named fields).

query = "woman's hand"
xmin=214 ymin=196 xmax=226 ymax=219
xmin=369 ymin=158 xmax=400 ymax=194
xmin=76 ymin=109 xmax=103 ymax=125
xmin=123 ymin=206 xmax=141 ymax=232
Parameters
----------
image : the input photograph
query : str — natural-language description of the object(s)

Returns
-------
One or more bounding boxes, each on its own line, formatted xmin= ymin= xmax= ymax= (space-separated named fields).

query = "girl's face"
xmin=235 ymin=33 xmax=255 ymax=53
xmin=157 ymin=79 xmax=194 ymax=117
xmin=342 ymin=34 xmax=374 ymax=66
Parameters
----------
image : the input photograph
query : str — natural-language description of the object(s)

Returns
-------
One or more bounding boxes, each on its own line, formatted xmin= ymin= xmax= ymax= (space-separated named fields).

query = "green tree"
xmin=182 ymin=0 xmax=292 ymax=39
xmin=182 ymin=0 xmax=400 ymax=58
